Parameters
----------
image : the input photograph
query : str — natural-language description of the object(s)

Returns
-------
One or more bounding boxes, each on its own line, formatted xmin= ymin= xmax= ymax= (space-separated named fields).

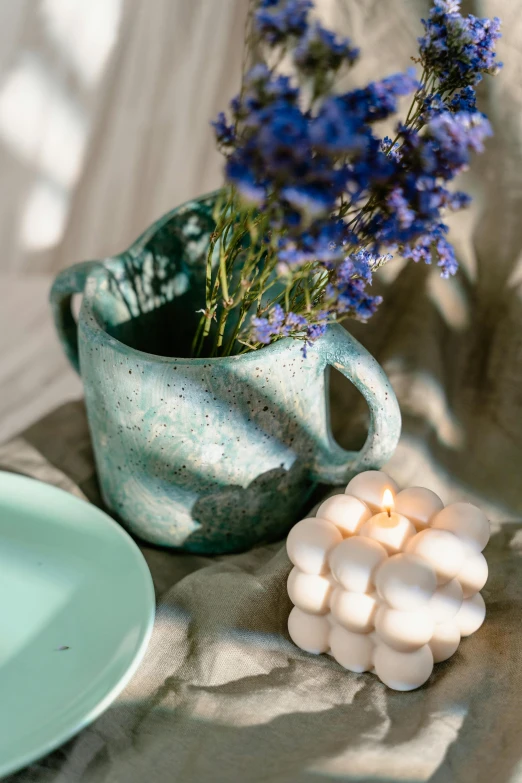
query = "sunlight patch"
xmin=41 ymin=0 xmax=122 ymax=86
xmin=0 ymin=56 xmax=86 ymax=188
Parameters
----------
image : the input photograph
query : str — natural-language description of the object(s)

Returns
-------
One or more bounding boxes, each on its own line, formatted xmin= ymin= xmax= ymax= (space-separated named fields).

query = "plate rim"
xmin=0 ymin=471 xmax=156 ymax=778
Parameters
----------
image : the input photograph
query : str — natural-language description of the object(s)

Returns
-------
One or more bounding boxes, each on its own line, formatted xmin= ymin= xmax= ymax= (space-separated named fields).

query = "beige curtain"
xmin=0 ymin=0 xmax=248 ymax=275
xmin=0 ymin=0 xmax=436 ymax=277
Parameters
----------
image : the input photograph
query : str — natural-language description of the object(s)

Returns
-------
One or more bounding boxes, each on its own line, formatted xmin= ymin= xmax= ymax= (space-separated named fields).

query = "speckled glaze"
xmin=50 ymin=194 xmax=401 ymax=554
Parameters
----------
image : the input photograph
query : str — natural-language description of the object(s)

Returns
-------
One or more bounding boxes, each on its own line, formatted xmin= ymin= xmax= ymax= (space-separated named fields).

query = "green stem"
xmin=223 ymin=302 xmax=249 ymax=356
xmin=191 ymin=315 xmax=205 ymax=357
xmin=212 ymin=308 xmax=229 ymax=354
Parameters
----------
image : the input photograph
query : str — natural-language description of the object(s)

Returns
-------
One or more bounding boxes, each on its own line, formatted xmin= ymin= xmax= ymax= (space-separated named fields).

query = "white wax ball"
xmin=455 ymin=592 xmax=486 ymax=637
xmin=456 ymin=551 xmax=488 ymax=598
xmin=330 ymin=587 xmax=378 ymax=634
xmin=394 ymin=487 xmax=444 ymax=531
xmin=375 ymin=605 xmax=435 ymax=653
xmin=429 ymin=621 xmax=461 ymax=663
xmin=329 ymin=625 xmax=374 ymax=673
xmin=431 ymin=502 xmax=490 ymax=553
xmin=345 ymin=471 xmax=399 ymax=513
xmin=287 ymin=606 xmax=330 ymax=654
xmin=328 ymin=536 xmax=388 ymax=593
xmin=406 ymin=529 xmax=465 ymax=585
xmin=429 ymin=578 xmax=463 ymax=623
xmin=374 ymin=643 xmax=434 ymax=691
xmin=375 ymin=553 xmax=437 ymax=610
xmin=287 ymin=567 xmax=334 ymax=615
xmin=286 ymin=517 xmax=342 ymax=575
xmin=359 ymin=513 xmax=416 ymax=555
xmin=316 ymin=494 xmax=372 ymax=536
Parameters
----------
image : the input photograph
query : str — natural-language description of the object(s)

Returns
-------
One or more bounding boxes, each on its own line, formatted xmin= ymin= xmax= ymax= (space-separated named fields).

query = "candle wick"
xmin=387 ymin=508 xmax=391 ymax=518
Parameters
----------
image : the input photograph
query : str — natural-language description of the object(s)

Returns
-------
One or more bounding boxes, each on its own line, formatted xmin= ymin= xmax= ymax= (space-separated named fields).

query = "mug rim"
xmin=83 ymin=281 xmax=311 ymax=367
xmin=80 ymin=190 xmax=319 ymax=367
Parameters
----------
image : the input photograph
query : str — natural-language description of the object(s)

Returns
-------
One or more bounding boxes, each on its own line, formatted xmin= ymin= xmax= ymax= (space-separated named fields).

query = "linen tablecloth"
xmin=3 ymin=0 xmax=522 ymax=776
xmin=1 ymin=400 xmax=521 ymax=783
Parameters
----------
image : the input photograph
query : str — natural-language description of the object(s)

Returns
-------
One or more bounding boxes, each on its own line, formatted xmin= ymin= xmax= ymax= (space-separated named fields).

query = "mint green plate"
xmin=0 ymin=472 xmax=155 ymax=778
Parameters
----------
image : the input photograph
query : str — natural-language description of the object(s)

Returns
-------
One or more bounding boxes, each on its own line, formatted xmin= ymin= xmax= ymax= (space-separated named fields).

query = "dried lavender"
xmin=192 ymin=0 xmax=501 ymax=358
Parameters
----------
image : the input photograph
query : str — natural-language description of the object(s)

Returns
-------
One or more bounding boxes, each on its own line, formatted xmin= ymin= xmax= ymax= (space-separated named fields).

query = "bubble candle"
xmin=286 ymin=470 xmax=489 ymax=691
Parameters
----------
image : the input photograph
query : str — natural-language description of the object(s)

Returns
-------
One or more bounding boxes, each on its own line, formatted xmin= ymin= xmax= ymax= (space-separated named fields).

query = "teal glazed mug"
xmin=50 ymin=194 xmax=401 ymax=554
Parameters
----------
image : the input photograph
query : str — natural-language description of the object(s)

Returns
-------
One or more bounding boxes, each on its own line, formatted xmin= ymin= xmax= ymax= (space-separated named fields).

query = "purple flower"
xmin=393 ymin=111 xmax=492 ymax=185
xmin=386 ymin=188 xmax=416 ymax=229
xmin=325 ymin=275 xmax=382 ymax=321
xmin=250 ymin=307 xmax=309 ymax=345
xmin=421 ymin=92 xmax=448 ymax=120
xmin=285 ymin=312 xmax=307 ymax=330
xmin=256 ymin=101 xmax=309 ymax=163
xmin=450 ymin=85 xmax=477 ymax=112
xmin=251 ymin=316 xmax=273 ymax=344
xmin=341 ymin=70 xmax=419 ymax=124
xmin=226 ymin=84 xmax=359 ymax=223
xmin=277 ymin=221 xmax=348 ymax=265
xmin=320 ymin=249 xmax=384 ymax=323
xmin=306 ymin=322 xmax=326 ymax=339
xmin=466 ymin=14 xmax=503 ymax=75
xmin=419 ymin=1 xmax=502 ymax=91
xmin=356 ymin=295 xmax=384 ymax=320
xmin=209 ymin=0 xmax=501 ymax=357
xmin=243 ymin=66 xmax=300 ymax=108
xmin=434 ymin=235 xmax=459 ymax=277
xmin=212 ymin=112 xmax=235 ymax=147
xmin=265 ymin=74 xmax=300 ymax=103
xmin=348 ymin=249 xmax=382 ymax=282
xmin=426 ymin=111 xmax=493 ymax=174
xmin=401 ymin=223 xmax=458 ymax=277
xmin=254 ymin=0 xmax=312 ymax=46
xmin=244 ymin=63 xmax=272 ymax=87
xmin=353 ymin=105 xmax=493 ymax=270
xmin=302 ymin=318 xmax=329 ymax=356
xmin=229 ymin=67 xmax=300 ymax=125
xmin=380 ymin=136 xmax=401 ymax=161
xmin=445 ymin=190 xmax=471 ymax=210
xmin=310 ymin=97 xmax=369 ymax=154
xmin=225 ymin=160 xmax=266 ymax=204
xmin=349 ymin=133 xmax=397 ymax=195
xmin=269 ymin=303 xmax=286 ymax=329
xmin=294 ymin=22 xmax=359 ymax=75
xmin=336 ymin=257 xmax=355 ymax=283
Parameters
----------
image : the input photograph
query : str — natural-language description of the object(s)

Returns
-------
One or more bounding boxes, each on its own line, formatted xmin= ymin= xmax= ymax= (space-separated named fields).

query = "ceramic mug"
xmin=50 ymin=194 xmax=401 ymax=554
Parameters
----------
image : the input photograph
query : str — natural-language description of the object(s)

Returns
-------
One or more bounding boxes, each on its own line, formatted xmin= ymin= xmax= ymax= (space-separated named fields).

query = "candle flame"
xmin=382 ymin=489 xmax=394 ymax=518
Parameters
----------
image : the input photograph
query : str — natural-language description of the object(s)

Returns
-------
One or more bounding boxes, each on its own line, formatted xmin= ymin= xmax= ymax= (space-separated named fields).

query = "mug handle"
xmin=49 ymin=261 xmax=99 ymax=374
xmin=310 ymin=323 xmax=401 ymax=485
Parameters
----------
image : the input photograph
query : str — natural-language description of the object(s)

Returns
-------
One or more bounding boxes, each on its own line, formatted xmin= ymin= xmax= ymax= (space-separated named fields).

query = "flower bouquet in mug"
xmin=192 ymin=0 xmax=501 ymax=359
xmin=50 ymin=0 xmax=502 ymax=554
